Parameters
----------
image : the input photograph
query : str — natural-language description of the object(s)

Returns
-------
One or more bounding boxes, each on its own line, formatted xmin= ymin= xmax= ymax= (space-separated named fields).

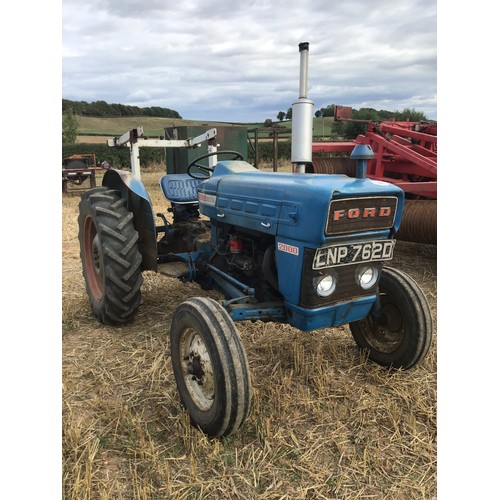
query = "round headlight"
xmin=316 ymin=274 xmax=336 ymax=297
xmin=358 ymin=266 xmax=379 ymax=290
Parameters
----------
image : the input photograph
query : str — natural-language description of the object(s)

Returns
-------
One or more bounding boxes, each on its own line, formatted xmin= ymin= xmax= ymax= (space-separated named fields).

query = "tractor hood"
xmin=197 ymin=161 xmax=404 ymax=245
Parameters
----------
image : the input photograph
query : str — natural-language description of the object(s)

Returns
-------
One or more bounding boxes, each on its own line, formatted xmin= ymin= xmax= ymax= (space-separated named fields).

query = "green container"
xmin=164 ymin=125 xmax=248 ymax=174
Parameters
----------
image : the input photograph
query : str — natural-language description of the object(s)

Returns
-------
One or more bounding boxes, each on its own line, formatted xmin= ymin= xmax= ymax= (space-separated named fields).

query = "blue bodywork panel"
xmin=198 ymin=160 xmax=405 ymax=331
xmin=198 ymin=161 xmax=403 ymax=243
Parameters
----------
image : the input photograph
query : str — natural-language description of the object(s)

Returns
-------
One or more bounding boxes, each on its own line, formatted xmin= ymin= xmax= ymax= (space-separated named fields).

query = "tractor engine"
xmin=211 ymin=226 xmax=280 ymax=303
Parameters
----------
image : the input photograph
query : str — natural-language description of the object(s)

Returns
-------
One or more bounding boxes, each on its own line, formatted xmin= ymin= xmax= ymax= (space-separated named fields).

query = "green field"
xmin=71 ymin=115 xmax=338 ymax=139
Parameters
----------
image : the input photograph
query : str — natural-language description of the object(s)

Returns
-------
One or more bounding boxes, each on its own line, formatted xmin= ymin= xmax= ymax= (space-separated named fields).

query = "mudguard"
xmin=102 ymin=169 xmax=157 ymax=271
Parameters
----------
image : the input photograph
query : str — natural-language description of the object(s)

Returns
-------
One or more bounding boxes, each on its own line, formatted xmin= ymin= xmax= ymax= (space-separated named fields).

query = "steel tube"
xmin=291 ymin=42 xmax=314 ymax=173
xmin=206 ymin=264 xmax=256 ymax=296
xmin=291 ymin=99 xmax=314 ymax=165
xmin=298 ymin=42 xmax=309 ymax=98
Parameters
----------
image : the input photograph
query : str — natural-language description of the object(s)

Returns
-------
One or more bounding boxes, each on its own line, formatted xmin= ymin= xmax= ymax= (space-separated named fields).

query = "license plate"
xmin=312 ymin=240 xmax=395 ymax=270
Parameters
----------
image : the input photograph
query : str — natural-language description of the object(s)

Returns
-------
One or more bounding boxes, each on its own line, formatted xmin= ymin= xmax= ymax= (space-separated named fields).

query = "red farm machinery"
xmin=62 ymin=153 xmax=110 ymax=194
xmin=310 ymin=106 xmax=437 ymax=245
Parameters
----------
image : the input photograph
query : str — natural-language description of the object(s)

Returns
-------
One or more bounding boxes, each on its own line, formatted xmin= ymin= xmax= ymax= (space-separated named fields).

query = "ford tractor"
xmin=77 ymin=43 xmax=433 ymax=437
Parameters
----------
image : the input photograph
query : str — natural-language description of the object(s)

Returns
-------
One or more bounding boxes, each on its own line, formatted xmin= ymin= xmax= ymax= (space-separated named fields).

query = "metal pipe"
xmin=291 ymin=42 xmax=314 ymax=174
xmin=206 ymin=264 xmax=256 ymax=296
xmin=298 ymin=42 xmax=309 ymax=98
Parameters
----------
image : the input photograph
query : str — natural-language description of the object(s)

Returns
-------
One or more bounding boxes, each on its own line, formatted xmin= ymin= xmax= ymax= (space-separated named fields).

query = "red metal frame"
xmin=62 ymin=154 xmax=105 ymax=194
xmin=312 ymin=120 xmax=437 ymax=199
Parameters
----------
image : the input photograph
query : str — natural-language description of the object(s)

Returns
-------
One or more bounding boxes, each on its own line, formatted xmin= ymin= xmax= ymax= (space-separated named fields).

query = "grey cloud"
xmin=62 ymin=0 xmax=437 ymax=121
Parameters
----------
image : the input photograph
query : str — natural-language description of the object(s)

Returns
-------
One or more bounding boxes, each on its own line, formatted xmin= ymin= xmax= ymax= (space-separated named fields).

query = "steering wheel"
xmin=187 ymin=150 xmax=244 ymax=179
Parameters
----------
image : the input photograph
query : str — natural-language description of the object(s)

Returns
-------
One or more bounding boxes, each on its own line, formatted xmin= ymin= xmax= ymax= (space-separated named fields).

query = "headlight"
xmin=358 ymin=266 xmax=379 ymax=289
xmin=316 ymin=274 xmax=336 ymax=297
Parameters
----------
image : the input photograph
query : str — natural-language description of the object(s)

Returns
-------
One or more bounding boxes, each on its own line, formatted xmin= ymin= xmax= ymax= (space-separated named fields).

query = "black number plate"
xmin=312 ymin=240 xmax=395 ymax=270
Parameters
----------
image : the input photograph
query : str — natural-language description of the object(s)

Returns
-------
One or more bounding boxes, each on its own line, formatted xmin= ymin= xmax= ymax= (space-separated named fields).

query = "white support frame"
xmin=107 ymin=127 xmax=218 ymax=179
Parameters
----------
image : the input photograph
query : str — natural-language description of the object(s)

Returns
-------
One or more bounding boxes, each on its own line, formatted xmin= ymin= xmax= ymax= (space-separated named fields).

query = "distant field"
xmin=75 ymin=116 xmax=257 ymax=138
xmin=71 ymin=115 xmax=338 ymax=141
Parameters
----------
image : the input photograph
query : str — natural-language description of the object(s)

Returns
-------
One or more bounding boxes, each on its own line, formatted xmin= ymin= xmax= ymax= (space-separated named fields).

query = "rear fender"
xmin=102 ymin=169 xmax=157 ymax=270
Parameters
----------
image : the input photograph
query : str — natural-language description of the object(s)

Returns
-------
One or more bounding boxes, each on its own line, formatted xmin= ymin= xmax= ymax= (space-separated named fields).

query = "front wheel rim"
xmin=364 ymin=299 xmax=404 ymax=353
xmin=179 ymin=328 xmax=215 ymax=411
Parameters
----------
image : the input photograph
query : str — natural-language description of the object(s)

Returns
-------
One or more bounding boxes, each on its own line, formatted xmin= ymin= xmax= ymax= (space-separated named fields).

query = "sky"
xmin=62 ymin=0 xmax=437 ymax=123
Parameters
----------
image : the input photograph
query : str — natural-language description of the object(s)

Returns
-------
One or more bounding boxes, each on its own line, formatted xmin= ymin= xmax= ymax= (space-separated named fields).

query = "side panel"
xmin=103 ymin=169 xmax=158 ymax=270
xmin=274 ymin=237 xmax=305 ymax=305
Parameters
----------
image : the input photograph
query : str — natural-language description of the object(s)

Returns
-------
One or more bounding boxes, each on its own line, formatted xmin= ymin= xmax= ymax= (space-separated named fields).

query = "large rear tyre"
xmin=170 ymin=297 xmax=252 ymax=437
xmin=78 ymin=187 xmax=143 ymax=324
xmin=349 ymin=267 xmax=433 ymax=369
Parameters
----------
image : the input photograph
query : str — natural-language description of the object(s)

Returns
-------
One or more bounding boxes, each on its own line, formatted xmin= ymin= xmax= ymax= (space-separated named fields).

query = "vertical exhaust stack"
xmin=291 ymin=42 xmax=314 ymax=174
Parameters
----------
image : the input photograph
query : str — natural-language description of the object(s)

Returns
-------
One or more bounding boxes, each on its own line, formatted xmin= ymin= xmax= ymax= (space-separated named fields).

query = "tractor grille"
xmin=325 ymin=196 xmax=398 ymax=235
xmin=300 ymin=247 xmax=382 ymax=308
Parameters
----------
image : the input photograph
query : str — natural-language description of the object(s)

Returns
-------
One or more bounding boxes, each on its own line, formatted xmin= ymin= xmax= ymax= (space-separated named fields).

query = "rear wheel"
xmin=349 ymin=267 xmax=433 ymax=369
xmin=170 ymin=297 xmax=252 ymax=437
xmin=78 ymin=187 xmax=143 ymax=324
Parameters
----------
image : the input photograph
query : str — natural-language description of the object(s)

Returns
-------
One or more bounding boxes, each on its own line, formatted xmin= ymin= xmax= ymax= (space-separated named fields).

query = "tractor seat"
xmin=159 ymin=174 xmax=202 ymax=203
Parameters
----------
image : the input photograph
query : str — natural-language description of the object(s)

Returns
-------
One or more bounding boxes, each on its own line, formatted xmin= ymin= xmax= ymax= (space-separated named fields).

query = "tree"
xmin=277 ymin=111 xmax=286 ymax=122
xmin=62 ymin=109 xmax=79 ymax=144
xmin=330 ymin=120 xmax=345 ymax=138
xmin=320 ymin=105 xmax=335 ymax=117
xmin=343 ymin=121 xmax=366 ymax=140
xmin=264 ymin=119 xmax=273 ymax=127
xmin=394 ymin=108 xmax=427 ymax=122
xmin=285 ymin=107 xmax=292 ymax=120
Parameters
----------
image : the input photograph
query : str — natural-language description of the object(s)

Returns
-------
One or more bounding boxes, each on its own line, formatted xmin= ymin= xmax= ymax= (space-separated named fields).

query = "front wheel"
xmin=349 ymin=266 xmax=433 ymax=369
xmin=170 ymin=297 xmax=252 ymax=437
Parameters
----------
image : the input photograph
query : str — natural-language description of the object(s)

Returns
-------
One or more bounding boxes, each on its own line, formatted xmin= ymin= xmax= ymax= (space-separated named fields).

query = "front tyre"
xmin=78 ymin=187 xmax=143 ymax=324
xmin=349 ymin=266 xmax=433 ymax=369
xmin=170 ymin=297 xmax=252 ymax=437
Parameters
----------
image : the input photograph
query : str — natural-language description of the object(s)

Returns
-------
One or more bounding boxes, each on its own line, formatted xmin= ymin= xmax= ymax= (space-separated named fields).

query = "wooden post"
xmin=254 ymin=129 xmax=259 ymax=169
xmin=273 ymin=129 xmax=278 ymax=172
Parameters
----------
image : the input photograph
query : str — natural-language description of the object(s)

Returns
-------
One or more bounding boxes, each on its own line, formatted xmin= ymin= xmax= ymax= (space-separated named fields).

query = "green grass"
xmin=70 ymin=115 xmax=339 ymax=140
xmin=74 ymin=116 xmax=258 ymax=137
xmin=272 ymin=116 xmax=337 ymax=138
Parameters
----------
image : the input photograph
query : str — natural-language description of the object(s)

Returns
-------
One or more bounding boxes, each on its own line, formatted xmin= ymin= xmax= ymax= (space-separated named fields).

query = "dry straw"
xmin=62 ymin=166 xmax=436 ymax=499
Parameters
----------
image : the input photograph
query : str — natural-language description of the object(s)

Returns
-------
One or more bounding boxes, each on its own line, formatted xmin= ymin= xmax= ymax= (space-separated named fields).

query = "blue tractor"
xmin=77 ymin=43 xmax=433 ymax=437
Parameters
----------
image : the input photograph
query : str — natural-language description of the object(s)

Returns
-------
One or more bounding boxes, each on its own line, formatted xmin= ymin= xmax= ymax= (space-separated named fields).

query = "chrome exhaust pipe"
xmin=291 ymin=42 xmax=314 ymax=174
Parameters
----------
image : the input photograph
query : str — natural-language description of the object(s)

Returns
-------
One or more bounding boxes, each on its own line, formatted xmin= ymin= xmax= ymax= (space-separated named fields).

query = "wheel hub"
xmin=187 ymin=354 xmax=204 ymax=379
xmin=364 ymin=300 xmax=405 ymax=353
xmin=180 ymin=329 xmax=215 ymax=411
xmin=92 ymin=235 xmax=103 ymax=278
xmin=382 ymin=303 xmax=403 ymax=333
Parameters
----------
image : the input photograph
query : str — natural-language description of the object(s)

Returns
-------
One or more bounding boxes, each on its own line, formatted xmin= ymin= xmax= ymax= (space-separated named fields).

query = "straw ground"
xmin=62 ymin=164 xmax=437 ymax=499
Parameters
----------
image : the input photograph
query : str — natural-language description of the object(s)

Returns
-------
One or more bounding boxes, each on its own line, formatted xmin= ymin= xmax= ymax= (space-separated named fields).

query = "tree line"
xmin=275 ymin=105 xmax=431 ymax=140
xmin=276 ymin=105 xmax=428 ymax=123
xmin=62 ymin=99 xmax=182 ymax=119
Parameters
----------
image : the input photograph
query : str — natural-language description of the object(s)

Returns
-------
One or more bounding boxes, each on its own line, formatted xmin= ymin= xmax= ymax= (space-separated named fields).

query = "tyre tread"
xmin=170 ymin=297 xmax=252 ymax=437
xmin=78 ymin=187 xmax=143 ymax=325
